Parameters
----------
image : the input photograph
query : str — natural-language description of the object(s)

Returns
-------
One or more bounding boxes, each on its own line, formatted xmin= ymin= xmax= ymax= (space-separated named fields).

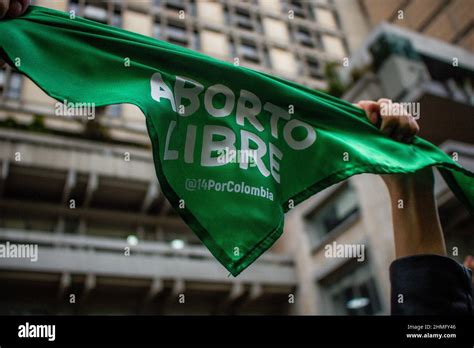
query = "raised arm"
xmin=355 ymin=99 xmax=472 ymax=315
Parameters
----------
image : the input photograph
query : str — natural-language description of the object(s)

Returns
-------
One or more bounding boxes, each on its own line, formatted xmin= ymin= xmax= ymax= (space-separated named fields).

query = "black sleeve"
xmin=390 ymin=254 xmax=473 ymax=315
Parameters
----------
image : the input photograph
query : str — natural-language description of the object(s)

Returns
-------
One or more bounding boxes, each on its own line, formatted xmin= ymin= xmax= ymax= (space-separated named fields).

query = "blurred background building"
xmin=0 ymin=0 xmax=472 ymax=315
xmin=358 ymin=0 xmax=474 ymax=51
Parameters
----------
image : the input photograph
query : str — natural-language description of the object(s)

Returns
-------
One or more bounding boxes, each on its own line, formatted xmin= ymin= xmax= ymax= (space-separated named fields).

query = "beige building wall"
xmin=269 ymin=48 xmax=297 ymax=77
xmin=21 ymin=80 xmax=56 ymax=106
xmin=125 ymin=0 xmax=151 ymax=12
xmin=351 ymin=174 xmax=394 ymax=313
xmin=200 ymin=30 xmax=229 ymax=58
xmin=311 ymin=219 xmax=369 ymax=314
xmin=196 ymin=0 xmax=225 ymax=26
xmin=34 ymin=0 xmax=68 ymax=12
xmin=316 ymin=8 xmax=338 ymax=31
xmin=121 ymin=10 xmax=152 ymax=125
xmin=321 ymin=34 xmax=346 ymax=57
xmin=263 ymin=17 xmax=290 ymax=44
xmin=285 ymin=174 xmax=394 ymax=315
xmin=43 ymin=117 xmax=84 ymax=132
xmin=258 ymin=0 xmax=282 ymax=15
xmin=123 ymin=10 xmax=153 ymax=37
xmin=284 ymin=209 xmax=318 ymax=314
xmin=333 ymin=0 xmax=370 ymax=54
xmin=121 ymin=103 xmax=146 ymax=125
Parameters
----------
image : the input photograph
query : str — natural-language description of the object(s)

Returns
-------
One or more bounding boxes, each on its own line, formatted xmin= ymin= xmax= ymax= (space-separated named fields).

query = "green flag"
xmin=1 ymin=6 xmax=473 ymax=276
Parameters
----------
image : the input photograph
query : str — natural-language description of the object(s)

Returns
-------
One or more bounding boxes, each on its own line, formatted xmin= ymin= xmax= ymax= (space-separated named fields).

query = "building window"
xmin=188 ymin=0 xmax=197 ymax=16
xmin=106 ymin=104 xmax=122 ymax=118
xmin=223 ymin=6 xmax=231 ymax=26
xmin=0 ymin=68 xmax=22 ymax=100
xmin=153 ymin=19 xmax=161 ymax=39
xmin=85 ymin=3 xmax=108 ymax=23
xmin=286 ymin=0 xmax=313 ymax=19
xmin=322 ymin=262 xmax=382 ymax=315
xmin=315 ymin=32 xmax=323 ymax=48
xmin=83 ymin=5 xmax=107 ymax=24
xmin=192 ymin=30 xmax=200 ymax=50
xmin=0 ymin=68 xmax=5 ymax=95
xmin=166 ymin=0 xmax=185 ymax=12
xmin=295 ymin=27 xmax=314 ymax=47
xmin=239 ymin=40 xmax=260 ymax=63
xmin=167 ymin=22 xmax=188 ymax=46
xmin=229 ymin=39 xmax=238 ymax=59
xmin=305 ymin=182 xmax=359 ymax=246
xmin=70 ymin=0 xmax=122 ymax=27
xmin=235 ymin=8 xmax=253 ymax=30
xmin=263 ymin=48 xmax=272 ymax=69
xmin=9 ymin=73 xmax=23 ymax=99
xmin=110 ymin=9 xmax=122 ymax=28
xmin=69 ymin=1 xmax=80 ymax=17
xmin=255 ymin=15 xmax=263 ymax=34
xmin=306 ymin=57 xmax=324 ymax=79
xmin=288 ymin=0 xmax=304 ymax=17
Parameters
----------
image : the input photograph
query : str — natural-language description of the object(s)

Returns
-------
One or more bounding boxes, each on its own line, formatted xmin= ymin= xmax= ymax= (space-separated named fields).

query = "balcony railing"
xmin=0 ymin=228 xmax=296 ymax=286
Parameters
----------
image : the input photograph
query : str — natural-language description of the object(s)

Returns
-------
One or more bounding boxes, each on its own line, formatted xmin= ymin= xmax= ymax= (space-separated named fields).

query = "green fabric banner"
xmin=1 ymin=6 xmax=473 ymax=276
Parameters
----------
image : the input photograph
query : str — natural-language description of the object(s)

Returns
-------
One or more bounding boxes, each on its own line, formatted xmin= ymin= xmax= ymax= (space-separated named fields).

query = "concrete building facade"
xmin=286 ymin=19 xmax=474 ymax=315
xmin=0 ymin=0 xmax=472 ymax=315
xmin=0 ymin=0 xmax=356 ymax=315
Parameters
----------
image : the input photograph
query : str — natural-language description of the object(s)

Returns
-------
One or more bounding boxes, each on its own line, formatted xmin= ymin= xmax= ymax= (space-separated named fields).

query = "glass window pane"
xmin=154 ymin=21 xmax=161 ymax=39
xmin=6 ymin=72 xmax=22 ymax=99
xmin=306 ymin=183 xmax=359 ymax=242
xmin=263 ymin=49 xmax=271 ymax=68
xmin=107 ymin=104 xmax=122 ymax=118
xmin=84 ymin=5 xmax=108 ymax=23
xmin=189 ymin=0 xmax=197 ymax=16
xmin=223 ymin=8 xmax=230 ymax=26
xmin=296 ymin=28 xmax=313 ymax=47
xmin=240 ymin=42 xmax=259 ymax=62
xmin=166 ymin=0 xmax=185 ymax=11
xmin=192 ymin=31 xmax=200 ymax=50
xmin=229 ymin=40 xmax=237 ymax=58
xmin=69 ymin=3 xmax=80 ymax=16
xmin=235 ymin=10 xmax=253 ymax=30
xmin=323 ymin=263 xmax=382 ymax=315
xmin=167 ymin=23 xmax=187 ymax=40
xmin=111 ymin=13 xmax=122 ymax=28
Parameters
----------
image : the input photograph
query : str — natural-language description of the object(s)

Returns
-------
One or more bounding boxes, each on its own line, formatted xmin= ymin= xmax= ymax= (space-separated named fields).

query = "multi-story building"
xmin=0 ymin=0 xmax=355 ymax=315
xmin=286 ymin=17 xmax=474 ymax=314
xmin=0 ymin=0 xmax=472 ymax=316
xmin=275 ymin=0 xmax=474 ymax=315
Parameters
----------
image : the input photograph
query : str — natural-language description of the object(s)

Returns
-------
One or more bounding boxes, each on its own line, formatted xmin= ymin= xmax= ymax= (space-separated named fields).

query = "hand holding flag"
xmin=0 ymin=0 xmax=29 ymax=19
